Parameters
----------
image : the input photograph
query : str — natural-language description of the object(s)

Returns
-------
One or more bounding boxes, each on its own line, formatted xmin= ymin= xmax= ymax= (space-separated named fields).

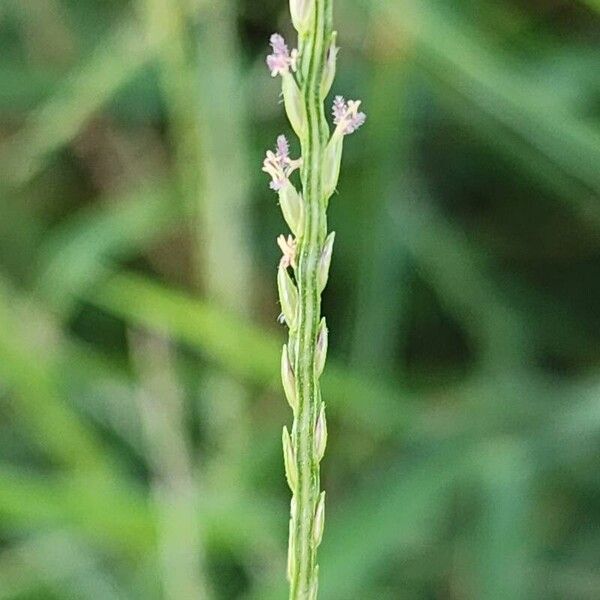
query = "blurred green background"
xmin=0 ymin=0 xmax=599 ymax=598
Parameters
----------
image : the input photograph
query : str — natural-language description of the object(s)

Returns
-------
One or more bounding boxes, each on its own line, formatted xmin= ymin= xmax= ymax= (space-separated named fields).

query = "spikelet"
xmin=287 ymin=507 xmax=296 ymax=582
xmin=290 ymin=0 xmax=314 ymax=34
xmin=321 ymin=32 xmax=338 ymax=98
xmin=278 ymin=266 xmax=298 ymax=330
xmin=315 ymin=318 xmax=328 ymax=377
xmin=317 ymin=232 xmax=336 ymax=293
xmin=282 ymin=426 xmax=297 ymax=493
xmin=282 ymin=74 xmax=306 ymax=138
xmin=279 ymin=183 xmax=304 ymax=237
xmin=281 ymin=345 xmax=298 ymax=412
xmin=313 ymin=492 xmax=326 ymax=547
xmin=315 ymin=403 xmax=327 ymax=463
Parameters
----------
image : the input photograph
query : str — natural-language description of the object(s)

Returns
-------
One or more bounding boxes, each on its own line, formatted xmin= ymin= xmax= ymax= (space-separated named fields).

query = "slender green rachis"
xmin=263 ymin=1 xmax=366 ymax=597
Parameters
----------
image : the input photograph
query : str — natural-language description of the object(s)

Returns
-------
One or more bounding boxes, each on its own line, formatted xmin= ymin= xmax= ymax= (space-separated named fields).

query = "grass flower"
xmin=266 ymin=34 xmax=297 ymax=77
xmin=332 ymin=96 xmax=367 ymax=136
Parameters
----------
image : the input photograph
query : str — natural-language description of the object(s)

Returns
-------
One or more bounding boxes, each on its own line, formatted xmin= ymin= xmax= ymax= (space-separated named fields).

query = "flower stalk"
xmin=263 ymin=1 xmax=365 ymax=597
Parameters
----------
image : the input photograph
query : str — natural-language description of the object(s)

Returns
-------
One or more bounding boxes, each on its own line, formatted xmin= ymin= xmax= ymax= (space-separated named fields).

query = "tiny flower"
xmin=266 ymin=34 xmax=298 ymax=77
xmin=262 ymin=135 xmax=302 ymax=192
xmin=332 ymin=96 xmax=366 ymax=135
xmin=266 ymin=35 xmax=305 ymax=135
xmin=277 ymin=134 xmax=290 ymax=160
xmin=262 ymin=150 xmax=285 ymax=191
xmin=277 ymin=234 xmax=298 ymax=270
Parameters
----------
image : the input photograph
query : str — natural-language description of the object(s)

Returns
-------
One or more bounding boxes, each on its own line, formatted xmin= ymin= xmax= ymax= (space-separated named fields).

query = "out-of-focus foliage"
xmin=0 ymin=0 xmax=599 ymax=598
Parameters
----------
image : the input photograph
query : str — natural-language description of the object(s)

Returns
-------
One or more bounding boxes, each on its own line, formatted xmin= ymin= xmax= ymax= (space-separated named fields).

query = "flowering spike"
xmin=263 ymin=4 xmax=366 ymax=592
xmin=290 ymin=0 xmax=314 ymax=34
xmin=282 ymin=73 xmax=306 ymax=138
xmin=317 ymin=232 xmax=336 ymax=293
xmin=281 ymin=344 xmax=298 ymax=412
xmin=282 ymin=426 xmax=297 ymax=493
xmin=315 ymin=402 xmax=327 ymax=462
xmin=313 ymin=491 xmax=326 ymax=547
xmin=315 ymin=318 xmax=328 ymax=377
xmin=321 ymin=32 xmax=338 ymax=98
xmin=278 ymin=265 xmax=299 ymax=329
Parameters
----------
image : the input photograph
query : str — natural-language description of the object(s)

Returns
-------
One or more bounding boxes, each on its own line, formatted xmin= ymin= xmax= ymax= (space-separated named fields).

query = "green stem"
xmin=290 ymin=1 xmax=332 ymax=597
